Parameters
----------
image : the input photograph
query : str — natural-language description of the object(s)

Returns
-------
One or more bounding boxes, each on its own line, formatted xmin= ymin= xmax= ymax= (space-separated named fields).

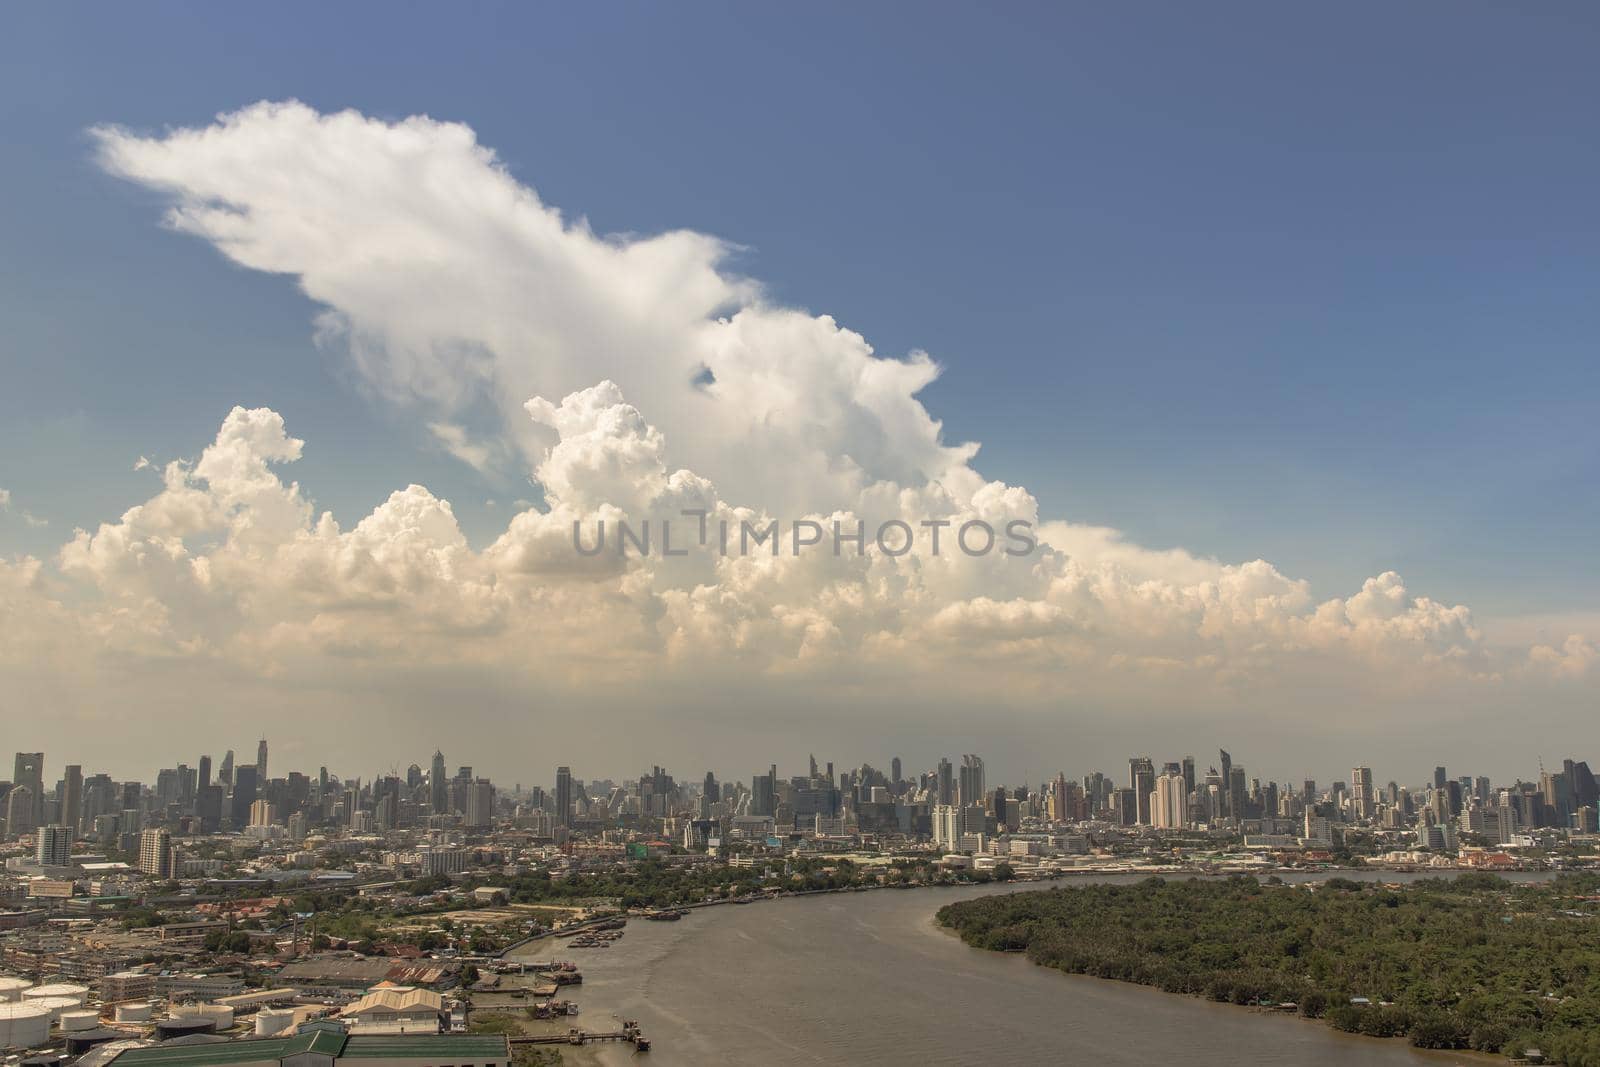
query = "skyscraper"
xmin=750 ymin=765 xmax=776 ymax=817
xmin=36 ymin=824 xmax=72 ymax=866
xmin=138 ymin=827 xmax=172 ymax=878
xmin=1129 ymin=757 xmax=1155 ymax=825
xmin=958 ymin=755 xmax=985 ymax=809
xmin=218 ymin=749 xmax=234 ymax=787
xmin=1218 ymin=750 xmax=1233 ymax=819
xmin=1152 ymin=769 xmax=1187 ymax=829
xmin=197 ymin=755 xmax=212 ymax=792
xmin=12 ymin=753 xmax=43 ymax=827
xmin=555 ymin=766 xmax=573 ymax=827
xmin=430 ymin=751 xmax=448 ymax=814
xmin=61 ymin=764 xmax=83 ymax=835
xmin=3 ymin=786 xmax=34 ymax=837
xmin=231 ymin=765 xmax=258 ymax=829
xmin=255 ymin=739 xmax=269 ymax=782
xmin=1351 ymin=766 xmax=1375 ymax=820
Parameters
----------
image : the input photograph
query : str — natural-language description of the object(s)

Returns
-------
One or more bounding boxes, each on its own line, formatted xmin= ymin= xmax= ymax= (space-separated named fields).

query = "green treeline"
xmin=937 ymin=873 xmax=1600 ymax=1065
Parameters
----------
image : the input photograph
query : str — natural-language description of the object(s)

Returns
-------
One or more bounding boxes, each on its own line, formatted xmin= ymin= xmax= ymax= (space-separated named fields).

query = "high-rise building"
xmin=958 ymin=755 xmax=985 ymax=809
xmin=218 ymin=749 xmax=234 ymax=787
xmin=61 ymin=764 xmax=83 ymax=834
xmin=12 ymin=753 xmax=43 ymax=827
xmin=1228 ymin=766 xmax=1248 ymax=823
xmin=430 ymin=751 xmax=449 ymax=815
xmin=230 ymin=765 xmax=258 ymax=829
xmin=1218 ymin=750 xmax=1233 ymax=819
xmin=36 ymin=824 xmax=71 ymax=866
xmin=555 ymin=766 xmax=573 ymax=827
xmin=249 ymin=798 xmax=276 ymax=827
xmin=891 ymin=757 xmax=902 ymax=785
xmin=936 ymin=758 xmax=954 ymax=806
xmin=138 ymin=827 xmax=172 ymax=877
xmin=465 ymin=779 xmax=495 ymax=829
xmin=255 ymin=739 xmax=269 ymax=783
xmin=1129 ymin=757 xmax=1155 ymax=825
xmin=1351 ymin=766 xmax=1375 ymax=820
xmin=197 ymin=755 xmax=212 ymax=793
xmin=4 ymin=785 xmax=36 ymax=837
xmin=1152 ymin=770 xmax=1187 ymax=829
xmin=750 ymin=765 xmax=777 ymax=817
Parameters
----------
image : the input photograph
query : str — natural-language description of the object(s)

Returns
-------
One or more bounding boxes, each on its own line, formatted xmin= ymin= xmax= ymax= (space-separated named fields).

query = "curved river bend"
xmin=515 ymin=872 xmax=1533 ymax=1066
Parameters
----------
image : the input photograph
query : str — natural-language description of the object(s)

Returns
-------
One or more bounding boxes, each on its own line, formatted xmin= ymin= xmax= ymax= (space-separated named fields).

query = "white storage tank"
xmin=114 ymin=1001 xmax=154 ymax=1024
xmin=23 ymin=982 xmax=89 ymax=1006
xmin=27 ymin=995 xmax=81 ymax=1022
xmin=60 ymin=1008 xmax=102 ymax=1032
xmin=0 ymin=977 xmax=31 ymax=1003
xmin=0 ymin=1003 xmax=52 ymax=1049
xmin=175 ymin=1003 xmax=234 ymax=1029
xmin=255 ymin=1007 xmax=295 ymax=1036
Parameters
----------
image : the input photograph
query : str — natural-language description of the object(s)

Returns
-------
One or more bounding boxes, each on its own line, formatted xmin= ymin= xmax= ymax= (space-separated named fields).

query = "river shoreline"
xmin=928 ymin=913 xmax=1503 ymax=1066
xmin=511 ymin=871 xmax=1543 ymax=1066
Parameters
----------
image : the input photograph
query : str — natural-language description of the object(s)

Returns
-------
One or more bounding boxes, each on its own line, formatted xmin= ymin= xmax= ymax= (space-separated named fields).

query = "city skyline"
xmin=3 ymin=7 xmax=1599 ymax=777
xmin=4 ymin=739 xmax=1593 ymax=821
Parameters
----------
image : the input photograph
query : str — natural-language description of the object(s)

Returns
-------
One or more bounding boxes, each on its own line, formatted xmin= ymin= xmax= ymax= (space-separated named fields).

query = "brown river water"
xmin=513 ymin=871 xmax=1545 ymax=1066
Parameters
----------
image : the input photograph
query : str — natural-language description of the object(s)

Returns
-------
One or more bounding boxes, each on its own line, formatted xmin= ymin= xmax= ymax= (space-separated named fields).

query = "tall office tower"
xmin=703 ymin=771 xmax=720 ymax=805
xmin=465 ymin=779 xmax=495 ymax=829
xmin=255 ymin=739 xmax=269 ymax=783
xmin=197 ymin=755 xmax=212 ymax=792
xmin=1180 ymin=756 xmax=1196 ymax=802
xmin=1569 ymin=760 xmax=1599 ymax=811
xmin=1434 ymin=766 xmax=1448 ymax=791
xmin=138 ymin=827 xmax=172 ymax=877
xmin=1302 ymin=779 xmax=1316 ymax=805
xmin=750 ymin=766 xmax=776 ymax=817
xmin=230 ymin=765 xmax=258 ymax=829
xmin=249 ymin=798 xmax=275 ymax=827
xmin=555 ymin=766 xmax=573 ymax=827
xmin=12 ymin=753 xmax=44 ymax=827
xmin=1129 ymin=757 xmax=1155 ymax=825
xmin=1228 ymin=766 xmax=1248 ymax=822
xmin=430 ymin=751 xmax=448 ymax=814
xmin=61 ymin=765 xmax=83 ymax=835
xmin=1050 ymin=773 xmax=1070 ymax=822
xmin=82 ymin=775 xmax=116 ymax=828
xmin=1351 ymin=766 xmax=1375 ymax=820
xmin=936 ymin=758 xmax=954 ymax=806
xmin=1218 ymin=750 xmax=1233 ymax=818
xmin=891 ymin=757 xmax=902 ymax=785
xmin=218 ymin=750 xmax=234 ymax=787
xmin=958 ymin=755 xmax=986 ymax=808
xmin=1152 ymin=770 xmax=1187 ymax=829
xmin=406 ymin=764 xmax=423 ymax=790
xmin=4 ymin=786 xmax=34 ymax=837
xmin=36 ymin=823 xmax=71 ymax=866
xmin=1540 ymin=770 xmax=1573 ymax=827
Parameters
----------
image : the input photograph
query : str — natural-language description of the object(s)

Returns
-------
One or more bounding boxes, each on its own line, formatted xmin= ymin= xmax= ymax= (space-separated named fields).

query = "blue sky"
xmin=3 ymin=1 xmax=1598 ymax=623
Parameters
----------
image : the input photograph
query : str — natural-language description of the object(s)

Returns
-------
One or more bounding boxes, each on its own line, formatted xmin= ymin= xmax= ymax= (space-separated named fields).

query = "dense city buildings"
xmin=0 ymin=738 xmax=1595 ymax=1062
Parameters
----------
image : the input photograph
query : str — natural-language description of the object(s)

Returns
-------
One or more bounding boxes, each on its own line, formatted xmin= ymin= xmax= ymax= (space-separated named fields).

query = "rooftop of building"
xmin=104 ymin=1025 xmax=508 ymax=1065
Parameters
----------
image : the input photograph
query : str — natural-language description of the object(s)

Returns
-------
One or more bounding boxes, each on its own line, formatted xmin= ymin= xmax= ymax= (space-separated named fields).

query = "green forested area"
xmin=938 ymin=873 xmax=1600 ymax=1065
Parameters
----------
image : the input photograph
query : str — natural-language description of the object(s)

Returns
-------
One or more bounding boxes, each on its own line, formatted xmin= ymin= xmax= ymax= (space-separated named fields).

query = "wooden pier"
xmin=514 ymin=1022 xmax=651 ymax=1050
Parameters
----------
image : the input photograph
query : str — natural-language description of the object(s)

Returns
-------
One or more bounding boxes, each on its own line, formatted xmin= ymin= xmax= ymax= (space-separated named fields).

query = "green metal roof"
xmin=341 ymin=1034 xmax=511 ymax=1057
xmin=109 ymin=1030 xmax=509 ymax=1065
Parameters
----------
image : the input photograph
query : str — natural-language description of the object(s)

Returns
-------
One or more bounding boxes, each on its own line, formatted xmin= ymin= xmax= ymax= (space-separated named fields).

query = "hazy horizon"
xmin=2 ymin=7 xmax=1597 ymax=785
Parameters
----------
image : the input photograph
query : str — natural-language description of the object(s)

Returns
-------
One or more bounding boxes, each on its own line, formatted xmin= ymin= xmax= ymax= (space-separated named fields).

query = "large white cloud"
xmin=2 ymin=101 xmax=1588 ymax=777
